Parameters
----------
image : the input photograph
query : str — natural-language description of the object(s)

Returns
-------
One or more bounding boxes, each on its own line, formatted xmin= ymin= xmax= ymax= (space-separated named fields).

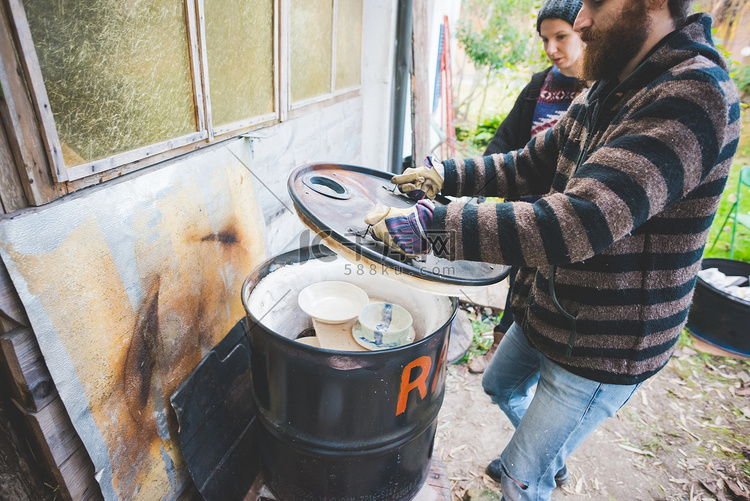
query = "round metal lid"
xmin=288 ymin=163 xmax=509 ymax=296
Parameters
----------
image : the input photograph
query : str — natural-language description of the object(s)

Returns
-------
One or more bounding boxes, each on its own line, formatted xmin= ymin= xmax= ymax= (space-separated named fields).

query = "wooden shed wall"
xmin=0 ymin=0 xmax=398 ymax=498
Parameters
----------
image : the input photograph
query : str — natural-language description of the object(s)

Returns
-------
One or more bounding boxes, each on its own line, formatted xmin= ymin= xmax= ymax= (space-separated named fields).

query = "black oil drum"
xmin=687 ymin=258 xmax=750 ymax=357
xmin=241 ymin=246 xmax=458 ymax=501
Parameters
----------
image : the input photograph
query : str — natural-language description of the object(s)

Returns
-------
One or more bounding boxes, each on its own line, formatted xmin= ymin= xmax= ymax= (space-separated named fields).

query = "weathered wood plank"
xmin=0 ymin=107 xmax=28 ymax=213
xmin=423 ymin=459 xmax=451 ymax=501
xmin=241 ymin=474 xmax=266 ymax=501
xmin=0 ymin=365 xmax=56 ymax=500
xmin=0 ymin=300 xmax=96 ymax=501
xmin=410 ymin=0 xmax=430 ymax=163
xmin=0 ymin=258 xmax=30 ymax=330
xmin=65 ymin=133 xmax=246 ymax=193
xmin=4 ymin=0 xmax=67 ymax=182
xmin=0 ymin=0 xmax=66 ymax=206
xmin=184 ymin=0 xmax=206 ymax=135
xmin=64 ymin=130 xmax=208 ymax=182
xmin=11 ymin=394 xmax=101 ymax=501
xmin=1 ymin=327 xmax=56 ymax=412
xmin=13 ymin=396 xmax=82 ymax=469
xmin=57 ymin=444 xmax=102 ymax=501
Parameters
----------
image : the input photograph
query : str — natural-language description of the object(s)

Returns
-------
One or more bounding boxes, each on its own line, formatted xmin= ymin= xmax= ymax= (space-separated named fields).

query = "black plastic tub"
xmin=687 ymin=258 xmax=750 ymax=357
xmin=241 ymin=247 xmax=458 ymax=501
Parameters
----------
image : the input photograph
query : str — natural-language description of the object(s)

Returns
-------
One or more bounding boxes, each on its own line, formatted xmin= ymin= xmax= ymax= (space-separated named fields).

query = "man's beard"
xmin=579 ymin=0 xmax=651 ymax=81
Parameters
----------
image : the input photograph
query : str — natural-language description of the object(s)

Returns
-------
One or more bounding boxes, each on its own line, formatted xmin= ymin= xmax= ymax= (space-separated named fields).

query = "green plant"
xmin=454 ymin=310 xmax=500 ymax=365
xmin=473 ymin=114 xmax=506 ymax=149
xmin=457 ymin=0 xmax=545 ymax=73
xmin=455 ymin=123 xmax=473 ymax=143
xmin=455 ymin=0 xmax=547 ymax=121
xmin=731 ymin=63 xmax=750 ymax=100
xmin=454 ymin=113 xmax=508 ymax=153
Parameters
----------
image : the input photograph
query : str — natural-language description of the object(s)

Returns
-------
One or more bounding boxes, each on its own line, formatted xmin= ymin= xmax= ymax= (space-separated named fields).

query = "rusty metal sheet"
xmin=0 ymin=145 xmax=268 ymax=500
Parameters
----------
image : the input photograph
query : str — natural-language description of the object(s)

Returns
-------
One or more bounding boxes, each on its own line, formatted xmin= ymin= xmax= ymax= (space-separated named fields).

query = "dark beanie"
xmin=536 ymin=0 xmax=583 ymax=34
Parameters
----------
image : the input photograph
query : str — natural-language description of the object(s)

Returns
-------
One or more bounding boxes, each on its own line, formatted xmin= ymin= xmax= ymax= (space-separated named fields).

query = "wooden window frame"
xmin=3 ymin=0 xmax=361 ymax=186
xmin=287 ymin=0 xmax=362 ymax=113
xmin=5 ymin=0 xmax=281 ymax=183
xmin=195 ymin=0 xmax=280 ymax=139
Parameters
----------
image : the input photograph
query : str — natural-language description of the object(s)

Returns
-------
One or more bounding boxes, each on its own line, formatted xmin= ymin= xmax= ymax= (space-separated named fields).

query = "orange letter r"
xmin=396 ymin=356 xmax=432 ymax=416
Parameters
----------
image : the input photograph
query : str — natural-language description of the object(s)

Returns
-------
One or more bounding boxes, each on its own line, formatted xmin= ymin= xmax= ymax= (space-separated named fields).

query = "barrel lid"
xmin=287 ymin=163 xmax=509 ymax=296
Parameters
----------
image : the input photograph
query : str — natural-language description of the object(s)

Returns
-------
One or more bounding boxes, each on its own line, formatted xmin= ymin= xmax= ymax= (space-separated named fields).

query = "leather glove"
xmin=364 ymin=200 xmax=434 ymax=257
xmin=391 ymin=156 xmax=444 ymax=200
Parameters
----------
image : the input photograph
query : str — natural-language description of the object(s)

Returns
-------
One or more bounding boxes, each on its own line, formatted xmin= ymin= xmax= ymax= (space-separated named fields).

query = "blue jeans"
xmin=481 ymin=322 xmax=641 ymax=501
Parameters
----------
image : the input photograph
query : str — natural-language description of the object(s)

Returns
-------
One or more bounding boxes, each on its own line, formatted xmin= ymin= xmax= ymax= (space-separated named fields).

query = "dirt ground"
xmin=435 ymin=336 xmax=750 ymax=501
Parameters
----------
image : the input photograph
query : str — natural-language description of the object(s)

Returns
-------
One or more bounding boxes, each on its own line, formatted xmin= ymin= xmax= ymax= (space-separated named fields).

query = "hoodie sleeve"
xmin=441 ymin=119 xmax=564 ymax=201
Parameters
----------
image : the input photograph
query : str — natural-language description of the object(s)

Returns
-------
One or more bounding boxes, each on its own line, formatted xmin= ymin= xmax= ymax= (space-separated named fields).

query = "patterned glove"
xmin=364 ymin=200 xmax=434 ymax=257
xmin=390 ymin=156 xmax=444 ymax=200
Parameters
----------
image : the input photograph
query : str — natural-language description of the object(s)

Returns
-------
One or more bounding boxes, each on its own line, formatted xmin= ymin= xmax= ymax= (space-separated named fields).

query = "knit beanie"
xmin=536 ymin=0 xmax=583 ymax=34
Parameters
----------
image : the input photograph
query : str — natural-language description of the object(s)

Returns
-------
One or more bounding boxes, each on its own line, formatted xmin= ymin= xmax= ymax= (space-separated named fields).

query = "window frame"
xmin=5 ymin=0 xmax=361 ymax=184
xmin=195 ymin=0 xmax=280 ymax=139
xmin=287 ymin=0 xmax=362 ymax=112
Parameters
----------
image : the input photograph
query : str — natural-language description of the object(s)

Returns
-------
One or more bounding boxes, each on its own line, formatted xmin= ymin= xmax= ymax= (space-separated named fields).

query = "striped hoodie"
xmin=433 ymin=14 xmax=741 ymax=385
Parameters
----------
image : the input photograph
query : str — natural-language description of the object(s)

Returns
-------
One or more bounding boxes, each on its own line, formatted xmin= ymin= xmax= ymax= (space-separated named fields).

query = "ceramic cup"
xmin=297 ymin=281 xmax=369 ymax=324
xmin=354 ymin=301 xmax=414 ymax=350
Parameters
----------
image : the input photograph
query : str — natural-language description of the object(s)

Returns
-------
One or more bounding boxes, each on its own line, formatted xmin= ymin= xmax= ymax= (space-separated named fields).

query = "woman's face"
xmin=540 ymin=18 xmax=584 ymax=78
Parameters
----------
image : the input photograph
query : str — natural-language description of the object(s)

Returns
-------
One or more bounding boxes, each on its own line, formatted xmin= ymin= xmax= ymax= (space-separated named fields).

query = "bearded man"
xmin=366 ymin=0 xmax=741 ymax=499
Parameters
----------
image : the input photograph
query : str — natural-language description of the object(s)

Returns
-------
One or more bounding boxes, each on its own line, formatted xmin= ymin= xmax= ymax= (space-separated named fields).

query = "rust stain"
xmin=124 ymin=284 xmax=159 ymax=424
xmin=200 ymin=229 xmax=239 ymax=244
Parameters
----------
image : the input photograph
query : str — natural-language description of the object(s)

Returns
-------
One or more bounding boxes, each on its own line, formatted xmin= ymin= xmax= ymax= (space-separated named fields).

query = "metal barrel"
xmin=241 ymin=247 xmax=457 ymax=501
xmin=688 ymin=258 xmax=750 ymax=357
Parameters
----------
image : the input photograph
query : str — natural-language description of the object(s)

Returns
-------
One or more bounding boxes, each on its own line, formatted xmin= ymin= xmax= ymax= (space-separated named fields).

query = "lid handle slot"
xmin=302 ymin=174 xmax=351 ymax=200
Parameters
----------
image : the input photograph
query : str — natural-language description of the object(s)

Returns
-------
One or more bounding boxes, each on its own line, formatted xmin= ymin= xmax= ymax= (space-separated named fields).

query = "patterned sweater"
xmin=433 ymin=14 xmax=741 ymax=384
xmin=531 ymin=66 xmax=582 ymax=137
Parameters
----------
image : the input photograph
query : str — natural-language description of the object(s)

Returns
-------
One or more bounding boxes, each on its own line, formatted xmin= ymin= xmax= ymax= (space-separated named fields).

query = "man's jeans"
xmin=482 ymin=322 xmax=641 ymax=501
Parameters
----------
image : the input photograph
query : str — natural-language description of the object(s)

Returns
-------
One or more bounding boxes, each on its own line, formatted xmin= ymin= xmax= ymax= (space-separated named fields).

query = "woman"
xmin=469 ymin=0 xmax=586 ymax=374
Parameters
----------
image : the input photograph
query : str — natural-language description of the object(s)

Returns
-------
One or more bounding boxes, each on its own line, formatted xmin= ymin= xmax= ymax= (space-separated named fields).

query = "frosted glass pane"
xmin=24 ymin=0 xmax=197 ymax=168
xmin=335 ymin=0 xmax=362 ymax=90
xmin=291 ymin=0 xmax=332 ymax=103
xmin=205 ymin=0 xmax=275 ymax=127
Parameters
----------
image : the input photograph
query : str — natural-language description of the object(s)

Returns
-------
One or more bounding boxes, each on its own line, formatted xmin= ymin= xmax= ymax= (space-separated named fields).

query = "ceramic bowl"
xmin=297 ymin=281 xmax=369 ymax=324
xmin=353 ymin=302 xmax=414 ymax=350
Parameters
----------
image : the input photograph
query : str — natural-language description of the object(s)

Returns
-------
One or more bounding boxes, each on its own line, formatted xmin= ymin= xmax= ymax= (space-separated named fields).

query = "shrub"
xmin=731 ymin=63 xmax=750 ymax=101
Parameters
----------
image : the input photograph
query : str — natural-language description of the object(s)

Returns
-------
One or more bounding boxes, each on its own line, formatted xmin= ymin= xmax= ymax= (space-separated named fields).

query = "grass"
xmin=704 ymin=105 xmax=750 ymax=263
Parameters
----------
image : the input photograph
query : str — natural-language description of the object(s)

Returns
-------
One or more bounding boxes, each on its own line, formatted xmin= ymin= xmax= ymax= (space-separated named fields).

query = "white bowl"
xmin=353 ymin=302 xmax=414 ymax=349
xmin=298 ymin=281 xmax=369 ymax=324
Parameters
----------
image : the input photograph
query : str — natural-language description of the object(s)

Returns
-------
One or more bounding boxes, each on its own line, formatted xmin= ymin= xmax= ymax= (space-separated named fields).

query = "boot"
xmin=467 ymin=329 xmax=505 ymax=374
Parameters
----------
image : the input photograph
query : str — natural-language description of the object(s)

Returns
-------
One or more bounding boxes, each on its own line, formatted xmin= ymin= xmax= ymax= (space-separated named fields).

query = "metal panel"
xmin=170 ymin=318 xmax=259 ymax=501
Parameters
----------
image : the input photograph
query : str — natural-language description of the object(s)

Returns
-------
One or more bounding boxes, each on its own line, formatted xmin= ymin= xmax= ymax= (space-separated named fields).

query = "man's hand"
xmin=391 ymin=156 xmax=444 ymax=200
xmin=364 ymin=200 xmax=434 ymax=257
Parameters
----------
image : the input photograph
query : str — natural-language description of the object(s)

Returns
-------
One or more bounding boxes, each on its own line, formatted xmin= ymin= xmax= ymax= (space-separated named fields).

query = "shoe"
xmin=554 ymin=464 xmax=569 ymax=487
xmin=485 ymin=458 xmax=503 ymax=483
xmin=467 ymin=330 xmax=505 ymax=374
xmin=484 ymin=459 xmax=569 ymax=487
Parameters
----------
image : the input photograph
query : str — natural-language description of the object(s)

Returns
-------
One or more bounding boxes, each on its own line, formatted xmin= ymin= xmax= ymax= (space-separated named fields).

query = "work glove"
xmin=391 ymin=156 xmax=444 ymax=200
xmin=364 ymin=200 xmax=434 ymax=257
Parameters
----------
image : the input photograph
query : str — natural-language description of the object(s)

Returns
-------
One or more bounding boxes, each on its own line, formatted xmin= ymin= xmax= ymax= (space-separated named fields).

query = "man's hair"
xmin=668 ymin=0 xmax=693 ymax=22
